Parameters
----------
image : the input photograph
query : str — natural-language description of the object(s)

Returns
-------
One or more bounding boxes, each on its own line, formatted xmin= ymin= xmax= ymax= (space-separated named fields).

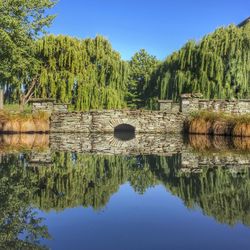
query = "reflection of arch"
xmin=114 ymin=131 xmax=135 ymax=141
xmin=114 ymin=124 xmax=135 ymax=133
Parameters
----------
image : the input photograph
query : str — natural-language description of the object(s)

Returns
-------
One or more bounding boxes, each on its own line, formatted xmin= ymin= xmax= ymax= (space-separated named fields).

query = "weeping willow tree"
xmin=145 ymin=21 xmax=250 ymax=108
xmin=34 ymin=35 xmax=129 ymax=110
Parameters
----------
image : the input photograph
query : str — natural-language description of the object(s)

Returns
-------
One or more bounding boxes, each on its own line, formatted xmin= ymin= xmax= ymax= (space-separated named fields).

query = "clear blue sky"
xmin=49 ymin=0 xmax=250 ymax=60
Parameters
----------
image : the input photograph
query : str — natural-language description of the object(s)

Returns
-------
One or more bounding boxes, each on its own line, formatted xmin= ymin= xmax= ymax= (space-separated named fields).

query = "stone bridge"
xmin=50 ymin=110 xmax=185 ymax=133
xmin=31 ymin=93 xmax=250 ymax=134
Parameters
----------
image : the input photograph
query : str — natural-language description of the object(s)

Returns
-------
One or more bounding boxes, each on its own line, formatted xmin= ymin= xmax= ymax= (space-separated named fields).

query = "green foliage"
xmin=1 ymin=5 xmax=249 ymax=112
xmin=3 ymin=104 xmax=32 ymax=113
xmin=127 ymin=49 xmax=159 ymax=108
xmin=35 ymin=35 xmax=129 ymax=110
xmin=0 ymin=109 xmax=48 ymax=122
xmin=0 ymin=0 xmax=56 ymax=103
xmin=145 ymin=23 xmax=250 ymax=107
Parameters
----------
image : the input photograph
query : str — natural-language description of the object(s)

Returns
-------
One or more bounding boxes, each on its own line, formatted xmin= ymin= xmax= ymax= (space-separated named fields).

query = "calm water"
xmin=1 ymin=134 xmax=250 ymax=250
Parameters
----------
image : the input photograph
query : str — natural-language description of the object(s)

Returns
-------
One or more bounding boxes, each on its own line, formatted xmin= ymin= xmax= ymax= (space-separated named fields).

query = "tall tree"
xmin=127 ymin=49 xmax=159 ymax=108
xmin=145 ymin=22 xmax=250 ymax=108
xmin=35 ymin=35 xmax=129 ymax=110
xmin=0 ymin=0 xmax=56 ymax=106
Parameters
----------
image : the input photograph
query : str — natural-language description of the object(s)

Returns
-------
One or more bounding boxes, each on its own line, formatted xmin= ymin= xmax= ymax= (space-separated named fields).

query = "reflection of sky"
xmin=38 ymin=183 xmax=250 ymax=250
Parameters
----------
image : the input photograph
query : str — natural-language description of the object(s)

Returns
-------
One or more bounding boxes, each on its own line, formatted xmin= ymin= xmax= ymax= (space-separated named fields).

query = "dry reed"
xmin=188 ymin=111 xmax=250 ymax=137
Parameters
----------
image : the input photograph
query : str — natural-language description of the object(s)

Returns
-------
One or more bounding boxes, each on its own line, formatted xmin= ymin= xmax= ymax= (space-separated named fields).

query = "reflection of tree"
xmin=128 ymin=156 xmax=161 ymax=194
xmin=149 ymin=156 xmax=250 ymax=226
xmin=29 ymin=153 xmax=161 ymax=210
xmin=177 ymin=168 xmax=250 ymax=226
xmin=28 ymin=153 xmax=132 ymax=211
xmin=0 ymin=155 xmax=50 ymax=249
xmin=1 ymin=152 xmax=250 ymax=229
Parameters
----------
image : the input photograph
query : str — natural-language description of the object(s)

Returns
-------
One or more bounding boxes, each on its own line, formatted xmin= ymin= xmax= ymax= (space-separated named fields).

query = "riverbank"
xmin=186 ymin=111 xmax=250 ymax=137
xmin=1 ymin=108 xmax=250 ymax=137
xmin=0 ymin=110 xmax=49 ymax=133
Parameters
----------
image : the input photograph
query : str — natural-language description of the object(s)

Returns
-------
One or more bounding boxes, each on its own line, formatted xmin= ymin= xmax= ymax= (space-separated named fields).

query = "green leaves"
xmin=36 ymin=35 xmax=129 ymax=110
xmin=1 ymin=4 xmax=249 ymax=110
xmin=0 ymin=0 xmax=56 ymax=102
xmin=145 ymin=24 xmax=250 ymax=106
xmin=127 ymin=49 xmax=159 ymax=108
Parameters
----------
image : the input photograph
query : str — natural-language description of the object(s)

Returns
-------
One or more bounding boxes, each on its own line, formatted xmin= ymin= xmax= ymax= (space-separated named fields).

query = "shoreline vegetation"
xmin=187 ymin=111 xmax=250 ymax=137
xmin=1 ymin=108 xmax=250 ymax=138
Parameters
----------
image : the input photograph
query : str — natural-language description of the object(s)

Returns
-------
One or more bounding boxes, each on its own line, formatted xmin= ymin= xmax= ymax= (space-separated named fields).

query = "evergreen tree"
xmin=127 ymin=49 xmax=159 ymax=108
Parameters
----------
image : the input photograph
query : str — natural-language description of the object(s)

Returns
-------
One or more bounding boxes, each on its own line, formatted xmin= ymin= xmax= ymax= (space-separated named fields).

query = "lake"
xmin=1 ymin=133 xmax=250 ymax=250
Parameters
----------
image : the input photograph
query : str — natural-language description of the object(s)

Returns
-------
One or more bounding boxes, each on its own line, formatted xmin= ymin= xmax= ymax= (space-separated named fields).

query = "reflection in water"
xmin=0 ymin=134 xmax=49 ymax=153
xmin=1 ymin=152 xmax=250 ymax=225
xmin=0 ymin=134 xmax=250 ymax=248
xmin=0 ymin=133 xmax=250 ymax=154
xmin=114 ymin=131 xmax=135 ymax=141
xmin=187 ymin=134 xmax=250 ymax=151
xmin=0 ymin=155 xmax=50 ymax=249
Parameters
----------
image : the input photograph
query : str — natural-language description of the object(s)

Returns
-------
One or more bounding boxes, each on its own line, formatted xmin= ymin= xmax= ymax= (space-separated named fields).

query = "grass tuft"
xmin=188 ymin=111 xmax=250 ymax=137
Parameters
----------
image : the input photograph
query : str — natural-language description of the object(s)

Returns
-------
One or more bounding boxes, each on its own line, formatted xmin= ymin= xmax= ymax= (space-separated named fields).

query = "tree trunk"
xmin=0 ymin=89 xmax=3 ymax=109
xmin=19 ymin=78 xmax=39 ymax=112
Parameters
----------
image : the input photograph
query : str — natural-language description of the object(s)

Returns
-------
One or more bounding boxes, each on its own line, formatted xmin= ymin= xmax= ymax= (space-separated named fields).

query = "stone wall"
xmin=159 ymin=94 xmax=250 ymax=115
xmin=198 ymin=99 xmax=250 ymax=114
xmin=53 ymin=103 xmax=68 ymax=112
xmin=30 ymin=99 xmax=69 ymax=113
xmin=50 ymin=110 xmax=186 ymax=133
xmin=31 ymin=94 xmax=250 ymax=135
xmin=158 ymin=100 xmax=180 ymax=113
xmin=31 ymin=100 xmax=55 ymax=113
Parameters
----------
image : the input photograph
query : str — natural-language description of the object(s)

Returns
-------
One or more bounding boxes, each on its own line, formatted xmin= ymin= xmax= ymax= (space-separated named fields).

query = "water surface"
xmin=1 ymin=134 xmax=250 ymax=250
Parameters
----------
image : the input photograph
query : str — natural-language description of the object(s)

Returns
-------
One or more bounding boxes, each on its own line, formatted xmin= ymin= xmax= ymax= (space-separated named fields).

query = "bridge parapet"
xmin=159 ymin=94 xmax=250 ymax=114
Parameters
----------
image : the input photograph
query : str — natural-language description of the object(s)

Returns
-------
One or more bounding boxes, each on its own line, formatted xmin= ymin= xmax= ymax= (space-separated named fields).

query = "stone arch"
xmin=114 ymin=123 xmax=135 ymax=132
xmin=109 ymin=118 xmax=137 ymax=133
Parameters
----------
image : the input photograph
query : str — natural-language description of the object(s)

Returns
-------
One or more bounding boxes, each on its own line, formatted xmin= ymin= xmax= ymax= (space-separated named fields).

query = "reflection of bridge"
xmin=49 ymin=133 xmax=250 ymax=172
xmin=49 ymin=133 xmax=184 ymax=155
xmin=0 ymin=134 xmax=250 ymax=171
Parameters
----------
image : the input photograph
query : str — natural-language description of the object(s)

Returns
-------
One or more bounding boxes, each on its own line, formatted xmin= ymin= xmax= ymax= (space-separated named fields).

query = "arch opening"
xmin=114 ymin=124 xmax=135 ymax=133
xmin=114 ymin=124 xmax=135 ymax=141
